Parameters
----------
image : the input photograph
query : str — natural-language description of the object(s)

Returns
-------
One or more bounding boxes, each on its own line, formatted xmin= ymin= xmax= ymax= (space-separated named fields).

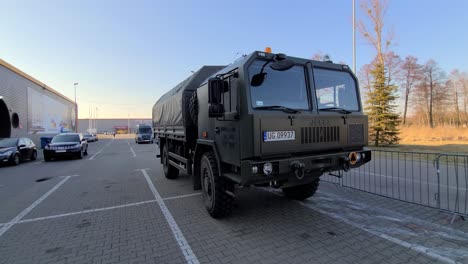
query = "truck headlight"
xmin=263 ymin=163 xmax=273 ymax=175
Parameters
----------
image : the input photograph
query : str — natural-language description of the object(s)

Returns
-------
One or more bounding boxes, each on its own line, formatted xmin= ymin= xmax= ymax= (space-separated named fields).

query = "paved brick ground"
xmin=0 ymin=138 xmax=466 ymax=264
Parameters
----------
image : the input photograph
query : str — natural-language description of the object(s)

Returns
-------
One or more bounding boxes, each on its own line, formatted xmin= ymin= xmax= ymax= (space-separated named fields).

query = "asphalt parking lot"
xmin=0 ymin=137 xmax=467 ymax=264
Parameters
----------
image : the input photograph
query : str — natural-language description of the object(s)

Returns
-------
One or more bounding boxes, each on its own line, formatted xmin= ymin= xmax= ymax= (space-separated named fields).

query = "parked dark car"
xmin=83 ymin=133 xmax=96 ymax=142
xmin=0 ymin=138 xmax=37 ymax=166
xmin=43 ymin=133 xmax=88 ymax=161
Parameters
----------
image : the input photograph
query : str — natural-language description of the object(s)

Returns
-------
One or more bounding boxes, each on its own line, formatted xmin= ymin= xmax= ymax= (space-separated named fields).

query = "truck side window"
xmin=221 ymin=74 xmax=238 ymax=113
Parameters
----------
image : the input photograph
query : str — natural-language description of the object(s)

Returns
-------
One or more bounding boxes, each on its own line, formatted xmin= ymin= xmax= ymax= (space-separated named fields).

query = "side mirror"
xmin=208 ymin=78 xmax=226 ymax=117
xmin=250 ymin=73 xmax=267 ymax=87
xmin=208 ymin=78 xmax=226 ymax=104
xmin=270 ymin=60 xmax=295 ymax=71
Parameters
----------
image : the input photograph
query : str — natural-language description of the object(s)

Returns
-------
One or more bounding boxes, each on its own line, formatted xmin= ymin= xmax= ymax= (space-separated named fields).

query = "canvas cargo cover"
xmin=152 ymin=66 xmax=225 ymax=128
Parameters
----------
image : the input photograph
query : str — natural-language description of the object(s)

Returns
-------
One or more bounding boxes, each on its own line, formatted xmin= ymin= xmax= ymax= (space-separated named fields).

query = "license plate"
xmin=263 ymin=131 xmax=295 ymax=142
xmin=56 ymin=150 xmax=66 ymax=153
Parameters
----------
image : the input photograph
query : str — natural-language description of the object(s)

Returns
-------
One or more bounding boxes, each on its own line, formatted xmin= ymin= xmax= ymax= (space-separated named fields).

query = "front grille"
xmin=348 ymin=124 xmax=364 ymax=144
xmin=301 ymin=127 xmax=340 ymax=144
xmin=51 ymin=145 xmax=76 ymax=150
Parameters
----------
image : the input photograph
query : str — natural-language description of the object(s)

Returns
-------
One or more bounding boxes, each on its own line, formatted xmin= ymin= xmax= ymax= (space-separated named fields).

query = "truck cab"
xmin=154 ymin=51 xmax=371 ymax=218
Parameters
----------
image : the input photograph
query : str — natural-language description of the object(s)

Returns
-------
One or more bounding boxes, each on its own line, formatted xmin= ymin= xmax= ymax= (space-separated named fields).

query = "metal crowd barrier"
xmin=322 ymin=150 xmax=468 ymax=222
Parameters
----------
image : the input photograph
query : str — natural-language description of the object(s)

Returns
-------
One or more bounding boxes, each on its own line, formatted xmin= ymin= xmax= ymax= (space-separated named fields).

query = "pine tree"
xmin=365 ymin=62 xmax=400 ymax=146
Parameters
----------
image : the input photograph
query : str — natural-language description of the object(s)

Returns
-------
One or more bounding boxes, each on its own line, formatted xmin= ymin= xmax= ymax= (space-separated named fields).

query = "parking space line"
xmin=18 ymin=199 xmax=157 ymax=224
xmin=265 ymin=189 xmax=457 ymax=264
xmin=140 ymin=169 xmax=199 ymax=264
xmin=163 ymin=193 xmax=202 ymax=201
xmin=130 ymin=146 xmax=136 ymax=157
xmin=0 ymin=175 xmax=72 ymax=238
xmin=89 ymin=139 xmax=114 ymax=160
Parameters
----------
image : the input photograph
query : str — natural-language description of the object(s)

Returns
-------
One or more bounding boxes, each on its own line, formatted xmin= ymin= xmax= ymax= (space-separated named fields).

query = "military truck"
xmin=152 ymin=51 xmax=371 ymax=218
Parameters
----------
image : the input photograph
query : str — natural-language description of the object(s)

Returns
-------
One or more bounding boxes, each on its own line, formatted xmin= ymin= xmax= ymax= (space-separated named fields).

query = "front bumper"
xmin=240 ymin=150 xmax=371 ymax=187
xmin=0 ymin=154 xmax=11 ymax=163
xmin=44 ymin=148 xmax=81 ymax=157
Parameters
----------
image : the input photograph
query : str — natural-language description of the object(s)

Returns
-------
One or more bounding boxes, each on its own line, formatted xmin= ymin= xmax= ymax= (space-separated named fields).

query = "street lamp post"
xmin=74 ymin=83 xmax=79 ymax=132
xmin=352 ymin=0 xmax=356 ymax=73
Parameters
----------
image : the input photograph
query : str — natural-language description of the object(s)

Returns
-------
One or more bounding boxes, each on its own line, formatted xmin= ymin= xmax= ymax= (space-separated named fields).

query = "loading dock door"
xmin=0 ymin=98 xmax=11 ymax=137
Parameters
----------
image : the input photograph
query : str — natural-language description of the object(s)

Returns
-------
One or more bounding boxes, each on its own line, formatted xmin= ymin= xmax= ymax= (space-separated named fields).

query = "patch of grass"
xmin=369 ymin=126 xmax=468 ymax=155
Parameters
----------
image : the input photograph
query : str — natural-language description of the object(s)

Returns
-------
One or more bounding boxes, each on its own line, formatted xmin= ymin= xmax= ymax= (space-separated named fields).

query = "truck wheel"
xmin=189 ymin=91 xmax=198 ymax=126
xmin=200 ymin=152 xmax=234 ymax=218
xmin=282 ymin=178 xmax=320 ymax=201
xmin=162 ymin=143 xmax=179 ymax=179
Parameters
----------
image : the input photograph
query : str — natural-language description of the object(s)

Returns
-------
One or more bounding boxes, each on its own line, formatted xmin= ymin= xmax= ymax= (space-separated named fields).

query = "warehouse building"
xmin=78 ymin=118 xmax=151 ymax=134
xmin=0 ymin=58 xmax=76 ymax=144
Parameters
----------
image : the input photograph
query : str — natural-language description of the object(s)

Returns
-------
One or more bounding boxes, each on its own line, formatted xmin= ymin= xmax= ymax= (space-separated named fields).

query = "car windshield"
xmin=52 ymin=135 xmax=80 ymax=143
xmin=249 ymin=60 xmax=309 ymax=110
xmin=138 ymin=127 xmax=152 ymax=134
xmin=0 ymin=138 xmax=18 ymax=148
xmin=313 ymin=68 xmax=359 ymax=111
xmin=83 ymin=134 xmax=92 ymax=137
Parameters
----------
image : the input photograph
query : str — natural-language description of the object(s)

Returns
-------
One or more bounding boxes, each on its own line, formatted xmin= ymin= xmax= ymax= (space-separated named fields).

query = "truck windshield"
xmin=313 ymin=68 xmax=359 ymax=111
xmin=249 ymin=60 xmax=308 ymax=110
xmin=138 ymin=127 xmax=152 ymax=134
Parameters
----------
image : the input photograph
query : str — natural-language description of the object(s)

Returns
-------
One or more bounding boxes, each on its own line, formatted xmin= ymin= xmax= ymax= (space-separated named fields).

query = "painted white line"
xmin=130 ymin=147 xmax=136 ymax=157
xmin=266 ymin=189 xmax=457 ymax=264
xmin=163 ymin=193 xmax=202 ymax=201
xmin=140 ymin=169 xmax=199 ymax=264
xmin=0 ymin=176 xmax=71 ymax=238
xmin=59 ymin=174 xmax=80 ymax=178
xmin=89 ymin=139 xmax=113 ymax=160
xmin=18 ymin=200 xmax=157 ymax=224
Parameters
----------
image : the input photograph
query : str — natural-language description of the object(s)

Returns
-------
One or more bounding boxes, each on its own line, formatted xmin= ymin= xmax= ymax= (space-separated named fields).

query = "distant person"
xmin=113 ymin=132 xmax=115 ymax=138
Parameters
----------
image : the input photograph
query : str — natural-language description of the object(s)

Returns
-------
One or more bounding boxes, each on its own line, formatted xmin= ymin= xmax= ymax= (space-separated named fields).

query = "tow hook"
xmin=341 ymin=157 xmax=350 ymax=172
xmin=290 ymin=161 xmax=305 ymax=180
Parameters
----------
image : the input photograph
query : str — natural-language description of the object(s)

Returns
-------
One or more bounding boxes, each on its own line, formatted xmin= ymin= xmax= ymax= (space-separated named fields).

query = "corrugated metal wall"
xmin=78 ymin=119 xmax=152 ymax=133
xmin=0 ymin=63 xmax=75 ymax=145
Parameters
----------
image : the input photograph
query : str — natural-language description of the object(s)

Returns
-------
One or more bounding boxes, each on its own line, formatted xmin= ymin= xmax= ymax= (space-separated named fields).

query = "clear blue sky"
xmin=1 ymin=0 xmax=467 ymax=118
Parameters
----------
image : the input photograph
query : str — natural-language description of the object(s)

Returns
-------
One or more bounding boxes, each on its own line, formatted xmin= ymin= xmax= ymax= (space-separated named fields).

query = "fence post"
xmin=434 ymin=155 xmax=441 ymax=210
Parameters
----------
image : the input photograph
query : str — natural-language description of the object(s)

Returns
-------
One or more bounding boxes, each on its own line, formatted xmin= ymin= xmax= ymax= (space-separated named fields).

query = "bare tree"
xmin=400 ymin=56 xmax=422 ymax=125
xmin=385 ymin=51 xmax=402 ymax=87
xmin=311 ymin=51 xmax=325 ymax=61
xmin=449 ymin=70 xmax=468 ymax=126
xmin=358 ymin=0 xmax=400 ymax=145
xmin=358 ymin=0 xmax=393 ymax=65
xmin=416 ymin=60 xmax=446 ymax=128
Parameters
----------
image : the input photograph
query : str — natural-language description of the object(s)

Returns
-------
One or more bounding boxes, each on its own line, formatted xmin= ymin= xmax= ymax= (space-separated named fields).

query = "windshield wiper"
xmin=254 ymin=105 xmax=301 ymax=114
xmin=319 ymin=107 xmax=352 ymax=114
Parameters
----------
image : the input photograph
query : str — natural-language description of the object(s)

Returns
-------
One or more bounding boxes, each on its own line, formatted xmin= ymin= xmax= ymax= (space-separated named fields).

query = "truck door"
xmin=214 ymin=73 xmax=240 ymax=166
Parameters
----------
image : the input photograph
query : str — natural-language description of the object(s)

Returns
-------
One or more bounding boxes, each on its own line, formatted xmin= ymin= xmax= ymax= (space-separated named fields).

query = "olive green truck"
xmin=152 ymin=51 xmax=371 ymax=218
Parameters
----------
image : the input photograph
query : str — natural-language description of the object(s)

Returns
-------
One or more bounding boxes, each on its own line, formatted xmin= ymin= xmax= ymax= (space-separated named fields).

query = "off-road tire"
xmin=282 ymin=178 xmax=320 ymax=201
xmin=31 ymin=150 xmax=37 ymax=161
xmin=200 ymin=152 xmax=234 ymax=218
xmin=162 ymin=143 xmax=179 ymax=179
xmin=189 ymin=92 xmax=198 ymax=126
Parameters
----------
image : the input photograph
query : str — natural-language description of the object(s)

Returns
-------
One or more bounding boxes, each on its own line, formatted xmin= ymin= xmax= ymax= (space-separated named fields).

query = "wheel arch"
xmin=193 ymin=139 xmax=222 ymax=191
